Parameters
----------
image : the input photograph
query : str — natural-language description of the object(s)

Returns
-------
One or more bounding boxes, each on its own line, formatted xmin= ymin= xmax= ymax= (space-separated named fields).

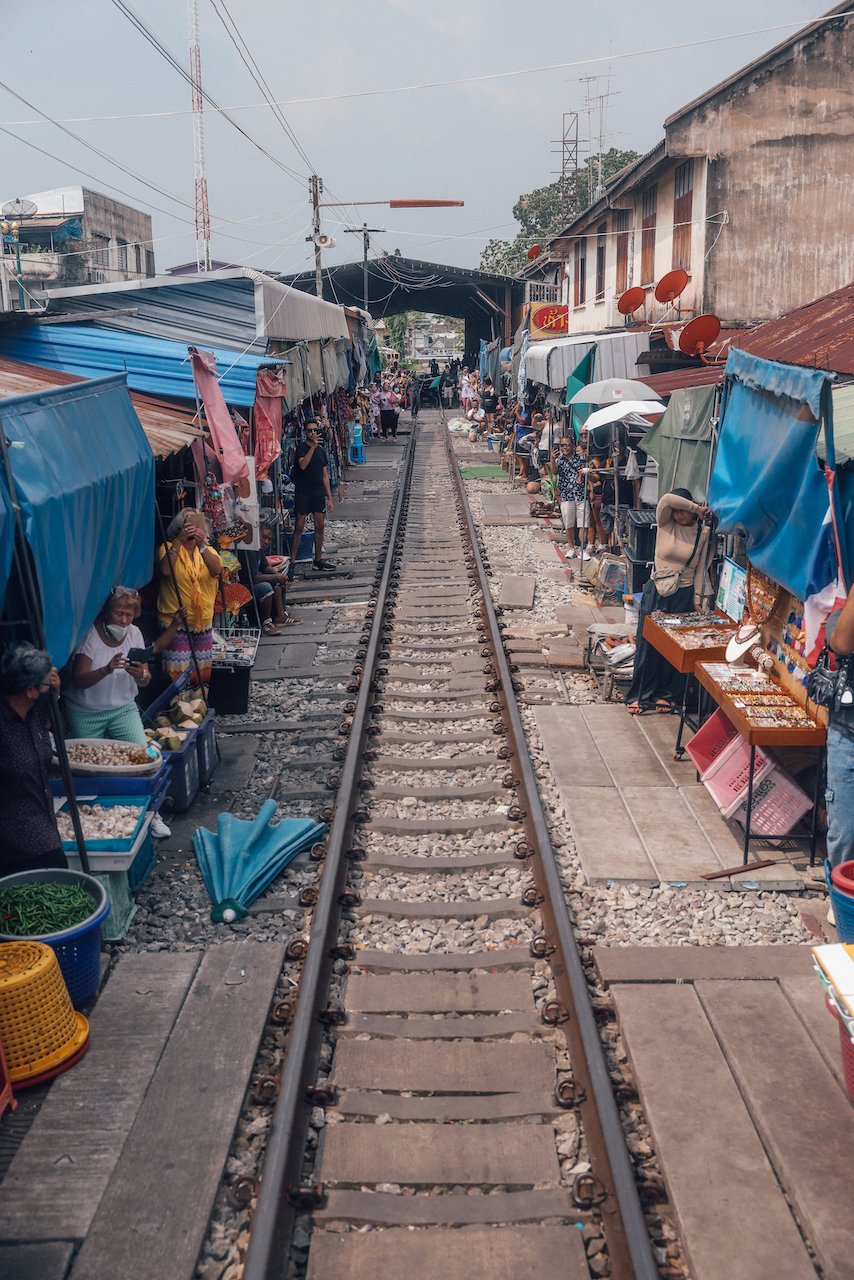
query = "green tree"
xmin=385 ymin=311 xmax=413 ymax=358
xmin=479 ymin=148 xmax=639 ymax=276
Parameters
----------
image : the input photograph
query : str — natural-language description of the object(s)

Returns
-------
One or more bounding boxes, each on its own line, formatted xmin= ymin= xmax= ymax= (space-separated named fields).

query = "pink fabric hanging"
xmin=253 ymin=365 xmax=286 ymax=482
xmin=189 ymin=347 xmax=250 ymax=495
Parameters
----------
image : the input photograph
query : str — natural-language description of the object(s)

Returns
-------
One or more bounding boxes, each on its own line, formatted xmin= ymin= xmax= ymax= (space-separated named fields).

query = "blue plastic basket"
xmin=162 ymin=730 xmax=200 ymax=812
xmin=196 ymin=710 xmax=218 ymax=786
xmin=51 ymin=759 xmax=171 ymax=799
xmin=0 ymin=868 xmax=109 ymax=1007
xmin=58 ymin=796 xmax=148 ymax=853
xmin=826 ymin=861 xmax=854 ymax=943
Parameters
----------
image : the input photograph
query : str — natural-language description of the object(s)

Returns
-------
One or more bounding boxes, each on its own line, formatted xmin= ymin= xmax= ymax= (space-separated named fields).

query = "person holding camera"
xmin=626 ymin=489 xmax=710 ymax=715
xmin=157 ymin=507 xmax=223 ymax=688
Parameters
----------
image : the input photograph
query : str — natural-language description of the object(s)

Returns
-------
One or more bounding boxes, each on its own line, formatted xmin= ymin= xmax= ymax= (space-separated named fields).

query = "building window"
xmin=615 ymin=210 xmax=629 ymax=295
xmin=145 ymin=249 xmax=155 ymax=277
xmin=641 ymin=186 xmax=657 ymax=285
xmin=91 ymin=234 xmax=110 ymax=267
xmin=573 ymin=239 xmax=586 ymax=306
xmin=672 ymin=160 xmax=693 ymax=272
xmin=134 ymin=244 xmax=142 ymax=275
xmin=116 ymin=239 xmax=128 ymax=272
xmin=595 ymin=222 xmax=607 ymax=301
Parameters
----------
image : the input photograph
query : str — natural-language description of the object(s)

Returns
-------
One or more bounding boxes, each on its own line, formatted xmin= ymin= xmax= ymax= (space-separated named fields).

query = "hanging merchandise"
xmin=189 ymin=347 xmax=250 ymax=495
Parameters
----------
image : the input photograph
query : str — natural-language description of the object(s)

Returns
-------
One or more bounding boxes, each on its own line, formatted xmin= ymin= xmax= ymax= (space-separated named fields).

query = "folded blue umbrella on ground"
xmin=193 ymin=798 xmax=325 ymax=922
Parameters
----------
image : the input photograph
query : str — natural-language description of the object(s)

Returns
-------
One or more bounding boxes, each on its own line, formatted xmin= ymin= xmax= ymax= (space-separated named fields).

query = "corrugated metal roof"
xmin=526 ymin=329 xmax=651 ymax=390
xmin=734 ymin=281 xmax=854 ymax=374
xmin=41 ymin=269 xmax=351 ymax=348
xmin=639 ymin=364 xmax=725 ymax=396
xmin=0 ymin=356 xmax=202 ymax=458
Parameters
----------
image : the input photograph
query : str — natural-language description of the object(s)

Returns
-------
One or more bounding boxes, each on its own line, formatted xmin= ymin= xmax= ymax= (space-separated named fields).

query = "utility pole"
xmin=310 ymin=175 xmax=323 ymax=297
xmin=344 ymin=223 xmax=385 ymax=314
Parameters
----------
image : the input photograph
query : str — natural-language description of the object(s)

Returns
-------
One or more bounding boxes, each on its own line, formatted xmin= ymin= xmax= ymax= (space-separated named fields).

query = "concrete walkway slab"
xmin=498 ymin=576 xmax=536 ymax=609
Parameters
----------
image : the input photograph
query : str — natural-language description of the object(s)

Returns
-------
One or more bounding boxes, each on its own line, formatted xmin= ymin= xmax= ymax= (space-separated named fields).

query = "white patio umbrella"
xmin=567 ymin=377 xmax=662 ymax=406
xmin=581 ymin=400 xmax=666 ymax=432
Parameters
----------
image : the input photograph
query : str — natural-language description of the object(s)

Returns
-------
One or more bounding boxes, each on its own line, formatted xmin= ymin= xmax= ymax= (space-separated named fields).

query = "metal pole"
xmin=310 ymin=175 xmax=322 ymax=298
xmin=13 ymin=232 xmax=24 ymax=311
xmin=362 ymin=225 xmax=369 ymax=314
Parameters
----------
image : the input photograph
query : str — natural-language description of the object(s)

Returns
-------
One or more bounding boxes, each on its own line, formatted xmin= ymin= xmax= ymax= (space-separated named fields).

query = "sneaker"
xmin=828 ymin=901 xmax=836 ymax=927
xmin=312 ymin=559 xmax=336 ymax=572
xmin=151 ymin=813 xmax=171 ymax=840
xmin=565 ymin=547 xmax=577 ymax=558
xmin=586 ymin=544 xmax=596 ymax=554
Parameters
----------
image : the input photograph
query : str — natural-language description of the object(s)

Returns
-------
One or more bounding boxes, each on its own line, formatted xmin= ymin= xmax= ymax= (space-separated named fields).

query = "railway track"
xmin=242 ymin=417 xmax=659 ymax=1280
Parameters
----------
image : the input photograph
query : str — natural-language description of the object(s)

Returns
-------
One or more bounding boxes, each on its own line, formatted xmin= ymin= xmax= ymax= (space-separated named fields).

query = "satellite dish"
xmin=678 ymin=314 xmax=722 ymax=357
xmin=527 ymin=244 xmax=542 ymax=260
xmin=617 ymin=286 xmax=646 ymax=316
xmin=1 ymin=198 xmax=38 ymax=220
xmin=314 ymin=232 xmax=336 ymax=249
xmin=654 ymin=268 xmax=689 ymax=304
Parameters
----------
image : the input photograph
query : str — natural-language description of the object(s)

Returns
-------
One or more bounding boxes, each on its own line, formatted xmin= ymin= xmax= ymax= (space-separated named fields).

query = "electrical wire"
xmin=206 ymin=0 xmax=315 ymax=174
xmin=109 ymin=0 xmax=308 ymax=185
xmin=5 ymin=13 xmax=850 ymax=126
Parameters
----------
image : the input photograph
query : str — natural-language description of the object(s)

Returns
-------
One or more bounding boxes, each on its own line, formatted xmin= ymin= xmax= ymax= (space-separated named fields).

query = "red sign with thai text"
xmin=530 ymin=304 xmax=569 ymax=336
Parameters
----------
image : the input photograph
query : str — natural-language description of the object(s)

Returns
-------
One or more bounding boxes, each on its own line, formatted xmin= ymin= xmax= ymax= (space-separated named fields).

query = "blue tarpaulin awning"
xmin=0 ymin=323 xmax=287 ymax=408
xmin=0 ymin=374 xmax=154 ymax=665
xmin=708 ymin=349 xmax=830 ymax=600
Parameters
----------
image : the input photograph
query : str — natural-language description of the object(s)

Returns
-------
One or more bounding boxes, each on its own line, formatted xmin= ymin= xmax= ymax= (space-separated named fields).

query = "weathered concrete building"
xmin=0 ymin=186 xmax=154 ymax=306
xmin=552 ymin=4 xmax=854 ymax=333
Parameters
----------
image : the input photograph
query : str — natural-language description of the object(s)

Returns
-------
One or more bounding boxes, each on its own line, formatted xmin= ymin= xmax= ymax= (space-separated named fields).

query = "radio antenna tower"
xmin=188 ymin=0 xmax=211 ymax=272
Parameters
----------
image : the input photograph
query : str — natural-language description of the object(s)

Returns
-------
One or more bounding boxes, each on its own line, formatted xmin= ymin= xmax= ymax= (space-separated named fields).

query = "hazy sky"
xmin=2 ymin=1 xmax=832 ymax=283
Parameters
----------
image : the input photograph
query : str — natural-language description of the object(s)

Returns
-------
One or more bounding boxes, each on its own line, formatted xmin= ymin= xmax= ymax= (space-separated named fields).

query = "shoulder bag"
xmin=651 ymin=521 xmax=702 ymax=598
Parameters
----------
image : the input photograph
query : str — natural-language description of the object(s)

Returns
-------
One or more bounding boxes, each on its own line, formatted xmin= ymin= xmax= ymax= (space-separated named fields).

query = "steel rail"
xmin=447 ymin=433 xmax=659 ymax=1280
xmin=243 ymin=425 xmax=418 ymax=1280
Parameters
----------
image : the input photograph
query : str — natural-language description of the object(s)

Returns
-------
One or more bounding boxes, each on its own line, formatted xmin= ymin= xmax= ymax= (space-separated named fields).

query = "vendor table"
xmin=693 ymin=660 xmax=826 ymax=864
xmin=642 ymin=613 xmax=737 ymax=758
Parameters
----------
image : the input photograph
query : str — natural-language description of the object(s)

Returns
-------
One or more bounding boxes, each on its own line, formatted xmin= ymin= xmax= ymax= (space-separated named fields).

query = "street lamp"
xmin=307 ymin=177 xmax=463 ymax=300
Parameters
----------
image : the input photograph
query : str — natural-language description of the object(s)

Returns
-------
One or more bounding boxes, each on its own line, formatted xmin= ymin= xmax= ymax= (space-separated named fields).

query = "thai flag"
xmin=804 ymin=471 xmax=846 ymax=665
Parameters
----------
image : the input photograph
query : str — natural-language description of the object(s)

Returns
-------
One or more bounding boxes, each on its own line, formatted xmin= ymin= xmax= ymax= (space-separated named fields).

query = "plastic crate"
xmin=295 ymin=530 xmax=315 ymax=562
xmin=207 ymin=665 xmax=251 ymax=716
xmin=51 ymin=759 xmax=171 ymax=799
xmin=627 ymin=508 xmax=657 ymax=561
xmin=57 ymin=796 xmax=148 ymax=853
xmin=141 ymin=672 xmax=191 ymax=724
xmin=625 ymin=546 xmax=653 ymax=595
xmin=162 ymin=731 xmax=200 ymax=813
xmin=701 ymin=740 xmax=775 ymax=819
xmin=686 ymin=708 xmax=739 ymax=775
xmin=825 ymin=994 xmax=854 ymax=1102
xmin=196 ymin=709 xmax=218 ymax=785
xmin=730 ymin=766 xmax=812 ymax=837
xmin=0 ymin=869 xmax=109 ymax=1008
xmin=127 ymin=827 xmax=156 ymax=892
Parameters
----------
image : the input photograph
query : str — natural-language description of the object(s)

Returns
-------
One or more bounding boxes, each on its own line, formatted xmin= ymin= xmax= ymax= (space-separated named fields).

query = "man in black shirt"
xmin=288 ymin=421 xmax=336 ymax=579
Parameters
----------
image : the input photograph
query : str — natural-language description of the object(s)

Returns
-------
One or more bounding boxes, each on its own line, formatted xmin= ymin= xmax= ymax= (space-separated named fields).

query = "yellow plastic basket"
xmin=0 ymin=941 xmax=89 ymax=1084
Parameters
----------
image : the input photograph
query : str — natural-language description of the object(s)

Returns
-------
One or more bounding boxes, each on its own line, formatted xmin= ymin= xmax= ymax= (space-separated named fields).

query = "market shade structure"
xmin=0 ymin=373 xmax=154 ymax=665
xmin=641 ymin=385 xmax=718 ymax=501
xmin=567 ymin=377 xmax=662 ymax=406
xmin=193 ymin=800 xmax=324 ymax=923
xmin=582 ymin=401 xmax=665 ymax=431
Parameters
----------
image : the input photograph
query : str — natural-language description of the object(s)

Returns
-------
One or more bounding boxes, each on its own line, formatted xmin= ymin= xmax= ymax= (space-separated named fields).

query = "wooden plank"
xmin=613 ymin=983 xmax=816 ymax=1280
xmin=0 ymin=1243 xmax=74 ymax=1280
xmin=308 ymin=1224 xmax=587 ymax=1280
xmin=780 ymin=974 xmax=848 ymax=1092
xmin=533 ymin=706 xmax=611 ymax=789
xmin=315 ymin=1187 xmax=576 ymax=1226
xmin=498 ymin=575 xmax=536 ymax=609
xmin=353 ymin=949 xmax=532 ymax=971
xmin=331 ymin=1039 xmax=553 ymax=1093
xmin=70 ymin=942 xmax=284 ymax=1280
xmin=375 ymin=731 xmax=492 ymax=744
xmin=362 ymin=850 xmax=515 ymax=871
xmin=344 ymin=971 xmax=532 ymax=1013
xmin=320 ymin=1122 xmax=558 ymax=1186
xmin=368 ymin=783 xmax=502 ymax=799
xmin=595 ymin=945 xmax=813 ymax=986
xmin=698 ymin=980 xmax=854 ymax=1280
xmin=339 ymin=1012 xmax=536 ymax=1039
xmin=358 ymin=896 xmax=524 ymax=919
xmin=364 ymin=814 xmax=506 ymax=835
xmin=0 ymin=952 xmax=200 ymax=1242
xmin=565 ymin=785 xmax=656 ymax=883
xmin=370 ymin=752 xmax=496 ymax=768
xmin=581 ymin=704 xmax=672 ymax=787
xmin=335 ymin=1090 xmax=555 ymax=1121
xmin=621 ymin=786 xmax=728 ymax=883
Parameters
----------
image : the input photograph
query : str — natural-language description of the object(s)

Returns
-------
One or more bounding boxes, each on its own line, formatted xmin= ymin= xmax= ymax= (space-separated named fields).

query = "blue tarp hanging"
xmin=0 ymin=374 xmax=154 ymax=666
xmin=708 ymin=349 xmax=830 ymax=600
xmin=0 ymin=481 xmax=13 ymax=616
xmin=0 ymin=323 xmax=285 ymax=408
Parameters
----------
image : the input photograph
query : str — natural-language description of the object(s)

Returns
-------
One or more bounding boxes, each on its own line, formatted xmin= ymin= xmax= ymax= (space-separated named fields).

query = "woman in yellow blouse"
xmin=157 ymin=508 xmax=222 ymax=686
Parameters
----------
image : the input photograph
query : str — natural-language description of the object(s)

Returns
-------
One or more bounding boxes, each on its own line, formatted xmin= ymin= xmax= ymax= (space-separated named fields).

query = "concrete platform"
xmin=534 ymin=703 xmax=803 ymax=890
xmin=599 ymin=945 xmax=854 ymax=1280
